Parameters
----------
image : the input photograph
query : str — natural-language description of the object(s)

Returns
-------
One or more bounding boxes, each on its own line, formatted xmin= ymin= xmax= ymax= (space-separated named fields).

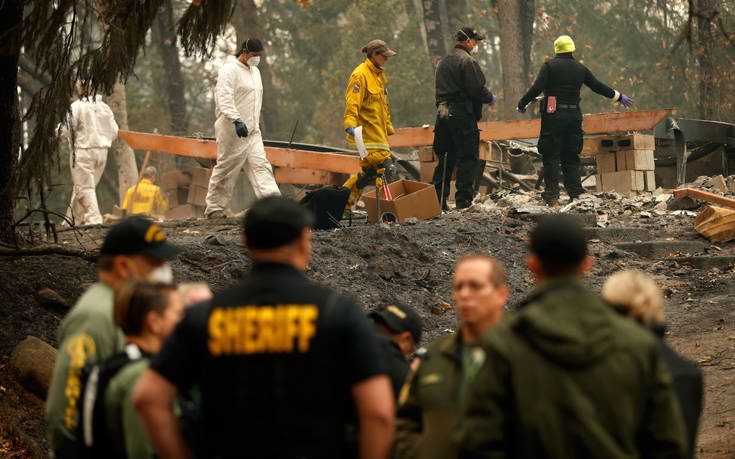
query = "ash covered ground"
xmin=1 ymin=186 xmax=734 ymax=457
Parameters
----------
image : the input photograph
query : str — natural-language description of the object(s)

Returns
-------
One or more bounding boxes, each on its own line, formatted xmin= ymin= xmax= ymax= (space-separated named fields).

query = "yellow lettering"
xmin=207 ymin=304 xmax=320 ymax=355
xmin=208 ymin=309 xmax=225 ymax=356
xmin=298 ymin=306 xmax=318 ymax=352
xmin=243 ymin=307 xmax=259 ymax=354
xmin=284 ymin=306 xmax=301 ymax=352
xmin=225 ymin=308 xmax=239 ymax=354
xmin=256 ymin=307 xmax=274 ymax=353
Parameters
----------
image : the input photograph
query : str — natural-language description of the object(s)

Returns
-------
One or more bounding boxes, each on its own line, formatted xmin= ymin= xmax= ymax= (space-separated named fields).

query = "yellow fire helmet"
xmin=554 ymin=35 xmax=575 ymax=54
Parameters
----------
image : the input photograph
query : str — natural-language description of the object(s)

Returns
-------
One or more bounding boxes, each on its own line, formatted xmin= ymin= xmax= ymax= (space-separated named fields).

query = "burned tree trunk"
xmin=696 ymin=0 xmax=717 ymax=120
xmin=421 ymin=0 xmax=448 ymax=70
xmin=497 ymin=0 xmax=535 ymax=120
xmin=152 ymin=0 xmax=189 ymax=135
xmin=107 ymin=80 xmax=139 ymax=204
xmin=0 ymin=0 xmax=23 ymax=242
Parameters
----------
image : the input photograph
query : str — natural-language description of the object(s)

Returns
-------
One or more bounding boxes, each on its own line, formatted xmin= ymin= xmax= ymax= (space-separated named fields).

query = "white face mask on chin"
xmin=248 ymin=56 xmax=261 ymax=66
xmin=149 ymin=263 xmax=174 ymax=283
xmin=471 ymin=44 xmax=479 ymax=54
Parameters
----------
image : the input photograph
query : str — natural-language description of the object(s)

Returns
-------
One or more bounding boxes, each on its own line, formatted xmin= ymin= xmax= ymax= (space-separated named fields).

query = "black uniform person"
xmin=132 ymin=196 xmax=395 ymax=459
xmin=517 ymin=35 xmax=634 ymax=206
xmin=369 ymin=303 xmax=423 ymax=398
xmin=432 ymin=27 xmax=497 ymax=210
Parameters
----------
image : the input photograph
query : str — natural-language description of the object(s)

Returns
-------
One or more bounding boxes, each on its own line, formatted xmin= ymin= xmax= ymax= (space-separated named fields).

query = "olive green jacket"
xmin=395 ymin=331 xmax=476 ymax=459
xmin=105 ymin=358 xmax=156 ymax=459
xmin=458 ymin=277 xmax=688 ymax=459
xmin=46 ymin=282 xmax=125 ymax=458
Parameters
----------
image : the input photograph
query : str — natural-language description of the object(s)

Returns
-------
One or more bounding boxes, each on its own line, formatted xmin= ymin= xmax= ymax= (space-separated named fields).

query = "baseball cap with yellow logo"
xmin=369 ymin=303 xmax=423 ymax=344
xmin=100 ymin=216 xmax=183 ymax=259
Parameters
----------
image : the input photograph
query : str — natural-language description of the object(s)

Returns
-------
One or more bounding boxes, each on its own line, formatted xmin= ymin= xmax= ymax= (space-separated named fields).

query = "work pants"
xmin=66 ymin=147 xmax=107 ymax=225
xmin=431 ymin=111 xmax=479 ymax=208
xmin=343 ymin=148 xmax=392 ymax=209
xmin=538 ymin=108 xmax=584 ymax=203
xmin=205 ymin=116 xmax=280 ymax=216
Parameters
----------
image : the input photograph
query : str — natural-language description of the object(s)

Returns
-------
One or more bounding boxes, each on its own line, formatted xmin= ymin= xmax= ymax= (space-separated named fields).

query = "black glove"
xmin=234 ymin=118 xmax=249 ymax=138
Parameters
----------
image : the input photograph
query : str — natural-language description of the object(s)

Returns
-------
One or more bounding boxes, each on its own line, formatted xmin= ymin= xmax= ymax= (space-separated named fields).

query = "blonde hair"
xmin=601 ymin=270 xmax=664 ymax=327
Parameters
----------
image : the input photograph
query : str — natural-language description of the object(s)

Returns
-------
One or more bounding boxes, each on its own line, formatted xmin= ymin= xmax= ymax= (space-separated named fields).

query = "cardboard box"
xmin=617 ymin=150 xmax=654 ymax=171
xmin=187 ymin=185 xmax=208 ymax=206
xmin=162 ymin=170 xmax=192 ymax=190
xmin=363 ymin=179 xmax=441 ymax=223
xmin=189 ymin=167 xmax=212 ymax=187
xmin=598 ymin=133 xmax=654 ymax=151
xmin=418 ymin=146 xmax=435 ymax=162
xmin=595 ymin=152 xmax=617 ymax=173
xmin=165 ymin=204 xmax=204 ymax=221
xmin=644 ymin=171 xmax=656 ymax=191
xmin=601 ymin=170 xmax=644 ymax=193
xmin=420 ymin=161 xmax=437 ymax=182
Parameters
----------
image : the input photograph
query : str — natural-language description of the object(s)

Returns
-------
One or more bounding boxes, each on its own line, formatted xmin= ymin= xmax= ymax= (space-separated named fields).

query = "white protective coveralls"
xmin=205 ymin=55 xmax=280 ymax=216
xmin=62 ymin=96 xmax=118 ymax=225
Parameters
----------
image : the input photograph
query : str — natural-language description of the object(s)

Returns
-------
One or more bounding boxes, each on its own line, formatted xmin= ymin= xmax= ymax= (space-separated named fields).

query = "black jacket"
xmin=374 ymin=329 xmax=409 ymax=399
xmin=518 ymin=53 xmax=616 ymax=108
xmin=655 ymin=328 xmax=703 ymax=459
xmin=435 ymin=45 xmax=494 ymax=108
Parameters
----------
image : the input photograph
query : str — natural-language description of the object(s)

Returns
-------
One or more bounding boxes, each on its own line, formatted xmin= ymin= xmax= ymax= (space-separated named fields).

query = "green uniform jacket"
xmin=105 ymin=357 xmax=156 ymax=459
xmin=395 ymin=331 xmax=468 ymax=459
xmin=458 ymin=277 xmax=688 ymax=459
xmin=45 ymin=282 xmax=125 ymax=458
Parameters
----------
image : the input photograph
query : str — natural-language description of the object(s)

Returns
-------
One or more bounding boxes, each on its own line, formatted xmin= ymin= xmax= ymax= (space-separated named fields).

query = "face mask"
xmin=471 ymin=44 xmax=479 ymax=54
xmin=149 ymin=263 xmax=174 ymax=283
xmin=248 ymin=56 xmax=261 ymax=66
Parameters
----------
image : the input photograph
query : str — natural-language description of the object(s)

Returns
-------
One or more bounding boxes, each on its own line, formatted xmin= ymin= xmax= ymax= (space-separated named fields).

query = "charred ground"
xmin=0 ymin=197 xmax=734 ymax=457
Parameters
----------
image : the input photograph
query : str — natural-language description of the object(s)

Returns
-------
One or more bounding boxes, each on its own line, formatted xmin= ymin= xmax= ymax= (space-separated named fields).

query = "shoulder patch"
xmin=352 ymin=82 xmax=360 ymax=93
xmin=420 ymin=373 xmax=443 ymax=385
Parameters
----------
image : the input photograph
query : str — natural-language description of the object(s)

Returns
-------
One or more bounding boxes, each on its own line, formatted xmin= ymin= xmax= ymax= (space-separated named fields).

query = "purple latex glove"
xmin=489 ymin=94 xmax=497 ymax=106
xmin=516 ymin=106 xmax=526 ymax=114
xmin=620 ymin=94 xmax=634 ymax=107
xmin=346 ymin=127 xmax=356 ymax=137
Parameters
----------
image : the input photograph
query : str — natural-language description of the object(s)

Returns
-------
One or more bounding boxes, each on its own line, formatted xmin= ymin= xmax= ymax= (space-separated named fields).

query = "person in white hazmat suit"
xmin=205 ymin=38 xmax=281 ymax=218
xmin=61 ymin=83 xmax=119 ymax=225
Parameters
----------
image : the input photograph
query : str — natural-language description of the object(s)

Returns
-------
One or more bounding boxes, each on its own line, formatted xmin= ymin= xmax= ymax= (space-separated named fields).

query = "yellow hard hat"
xmin=554 ymin=35 xmax=575 ymax=54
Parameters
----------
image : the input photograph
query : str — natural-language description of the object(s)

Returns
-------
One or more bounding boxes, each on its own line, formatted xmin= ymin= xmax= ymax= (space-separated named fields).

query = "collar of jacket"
xmin=518 ymin=276 xmax=588 ymax=309
xmin=555 ymin=52 xmax=574 ymax=59
xmin=438 ymin=330 xmax=465 ymax=363
xmin=139 ymin=179 xmax=152 ymax=185
xmin=364 ymin=57 xmax=383 ymax=75
xmin=454 ymin=44 xmax=470 ymax=55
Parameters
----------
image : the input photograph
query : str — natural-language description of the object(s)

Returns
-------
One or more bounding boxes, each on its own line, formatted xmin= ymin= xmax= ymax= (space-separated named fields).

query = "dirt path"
xmin=0 ymin=205 xmax=733 ymax=456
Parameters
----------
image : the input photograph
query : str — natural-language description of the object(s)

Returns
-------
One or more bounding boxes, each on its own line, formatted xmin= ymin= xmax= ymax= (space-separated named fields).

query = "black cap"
xmin=241 ymin=38 xmax=263 ymax=53
xmin=244 ymin=196 xmax=314 ymax=250
xmin=369 ymin=303 xmax=423 ymax=344
xmin=100 ymin=217 xmax=183 ymax=259
xmin=529 ymin=215 xmax=588 ymax=267
xmin=457 ymin=27 xmax=485 ymax=42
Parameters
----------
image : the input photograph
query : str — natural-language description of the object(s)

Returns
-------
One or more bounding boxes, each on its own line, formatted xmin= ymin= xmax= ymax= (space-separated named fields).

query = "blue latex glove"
xmin=234 ymin=118 xmax=248 ymax=138
xmin=346 ymin=127 xmax=356 ymax=137
xmin=620 ymin=94 xmax=634 ymax=108
xmin=516 ymin=106 xmax=526 ymax=114
xmin=489 ymin=94 xmax=497 ymax=106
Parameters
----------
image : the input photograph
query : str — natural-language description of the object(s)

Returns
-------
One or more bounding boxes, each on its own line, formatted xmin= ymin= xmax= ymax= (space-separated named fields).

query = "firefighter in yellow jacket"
xmin=122 ymin=167 xmax=168 ymax=216
xmin=343 ymin=39 xmax=397 ymax=208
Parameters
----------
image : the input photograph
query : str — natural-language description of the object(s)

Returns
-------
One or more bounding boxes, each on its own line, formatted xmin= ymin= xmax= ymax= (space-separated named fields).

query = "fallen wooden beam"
xmin=274 ymin=167 xmax=345 ymax=185
xmin=695 ymin=206 xmax=735 ymax=243
xmin=673 ymin=188 xmax=735 ymax=210
xmin=118 ymin=130 xmax=361 ymax=175
xmin=389 ymin=109 xmax=672 ymax=147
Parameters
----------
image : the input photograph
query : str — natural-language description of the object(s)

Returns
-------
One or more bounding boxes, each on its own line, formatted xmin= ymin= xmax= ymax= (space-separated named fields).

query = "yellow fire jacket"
xmin=344 ymin=58 xmax=395 ymax=152
xmin=122 ymin=179 xmax=168 ymax=215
